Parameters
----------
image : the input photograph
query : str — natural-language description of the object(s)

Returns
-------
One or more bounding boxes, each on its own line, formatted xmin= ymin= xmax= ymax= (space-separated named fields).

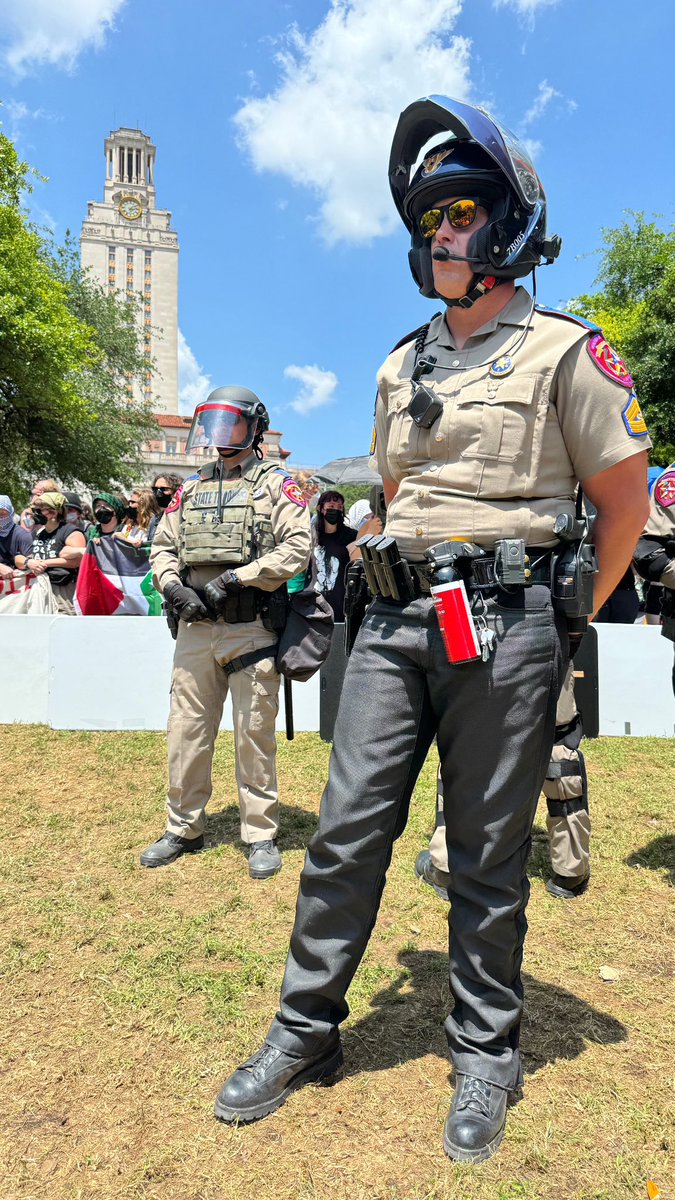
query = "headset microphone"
xmin=432 ymin=247 xmax=483 ymax=265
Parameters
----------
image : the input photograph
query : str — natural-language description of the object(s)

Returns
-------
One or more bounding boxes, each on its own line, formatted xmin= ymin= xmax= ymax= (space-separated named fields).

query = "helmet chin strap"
xmin=444 ymin=272 xmax=499 ymax=309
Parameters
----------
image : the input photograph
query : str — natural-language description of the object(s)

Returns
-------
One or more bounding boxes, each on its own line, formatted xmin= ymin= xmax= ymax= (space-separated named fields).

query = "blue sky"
xmin=1 ymin=0 xmax=673 ymax=469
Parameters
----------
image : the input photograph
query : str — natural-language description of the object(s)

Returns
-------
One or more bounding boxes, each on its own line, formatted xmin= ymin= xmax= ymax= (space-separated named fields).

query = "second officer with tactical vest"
xmin=144 ymin=386 xmax=311 ymax=878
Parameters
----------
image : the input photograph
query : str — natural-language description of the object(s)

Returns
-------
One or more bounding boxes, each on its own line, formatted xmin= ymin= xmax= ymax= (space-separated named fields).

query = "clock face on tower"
xmin=118 ymin=196 xmax=142 ymax=220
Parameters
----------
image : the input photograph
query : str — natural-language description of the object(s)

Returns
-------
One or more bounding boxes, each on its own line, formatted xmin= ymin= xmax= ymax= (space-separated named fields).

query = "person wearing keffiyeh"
xmin=0 ymin=495 xmax=33 ymax=578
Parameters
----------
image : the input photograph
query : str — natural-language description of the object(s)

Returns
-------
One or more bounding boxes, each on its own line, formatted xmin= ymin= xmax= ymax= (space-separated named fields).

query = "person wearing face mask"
xmin=115 ymin=487 xmax=160 ymax=547
xmin=307 ymin=491 xmax=357 ymax=621
xmin=15 ymin=491 xmax=86 ymax=613
xmin=0 ymin=495 xmax=33 ymax=580
xmin=87 ymin=493 xmax=127 ymax=541
xmin=148 ymin=474 xmax=184 ymax=543
xmin=145 ymin=387 xmax=311 ymax=877
xmin=63 ymin=493 xmax=93 ymax=535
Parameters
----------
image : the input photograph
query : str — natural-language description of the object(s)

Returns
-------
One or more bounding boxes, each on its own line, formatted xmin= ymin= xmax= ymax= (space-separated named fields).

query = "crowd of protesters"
xmin=0 ymin=471 xmax=666 ymax=623
xmin=0 ymin=473 xmax=184 ymax=614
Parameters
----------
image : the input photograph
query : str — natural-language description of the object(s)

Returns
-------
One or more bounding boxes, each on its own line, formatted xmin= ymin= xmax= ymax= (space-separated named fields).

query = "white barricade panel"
xmin=0 ymin=614 xmax=53 ymax=724
xmin=596 ymin=624 xmax=675 ymax=737
xmin=48 ymin=617 xmax=175 ymax=730
xmin=47 ymin=616 xmax=320 ymax=732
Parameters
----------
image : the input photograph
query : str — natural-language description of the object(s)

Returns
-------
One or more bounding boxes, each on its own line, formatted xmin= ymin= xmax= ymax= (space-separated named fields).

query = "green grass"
xmin=0 ymin=727 xmax=672 ymax=1200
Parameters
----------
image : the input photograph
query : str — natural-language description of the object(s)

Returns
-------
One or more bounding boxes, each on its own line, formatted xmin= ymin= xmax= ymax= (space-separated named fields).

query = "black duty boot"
xmin=214 ymin=1040 xmax=343 ymax=1123
xmin=140 ymin=831 xmax=204 ymax=868
xmin=248 ymin=839 xmax=282 ymax=879
xmin=443 ymin=1074 xmax=508 ymax=1163
xmin=414 ymin=850 xmax=451 ymax=901
xmin=546 ymin=871 xmax=590 ymax=899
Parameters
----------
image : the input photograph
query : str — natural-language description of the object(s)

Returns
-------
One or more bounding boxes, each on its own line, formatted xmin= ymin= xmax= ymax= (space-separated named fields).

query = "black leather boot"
xmin=214 ymin=1040 xmax=343 ymax=1123
xmin=546 ymin=871 xmax=590 ymax=899
xmin=140 ymin=831 xmax=204 ymax=868
xmin=443 ymin=1074 xmax=508 ymax=1163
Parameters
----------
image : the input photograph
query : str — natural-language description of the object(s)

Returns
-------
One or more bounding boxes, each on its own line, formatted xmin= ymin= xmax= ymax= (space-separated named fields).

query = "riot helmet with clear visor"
xmin=389 ymin=95 xmax=561 ymax=304
xmin=185 ymin=386 xmax=270 ymax=457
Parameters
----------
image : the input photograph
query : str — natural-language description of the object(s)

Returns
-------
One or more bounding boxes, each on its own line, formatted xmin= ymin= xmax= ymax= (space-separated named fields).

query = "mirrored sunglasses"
xmin=418 ymin=198 xmax=481 ymax=239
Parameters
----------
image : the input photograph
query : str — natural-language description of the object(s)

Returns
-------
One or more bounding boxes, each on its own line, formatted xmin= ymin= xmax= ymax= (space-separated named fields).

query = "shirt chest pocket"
xmin=456 ymin=373 xmax=538 ymax=464
xmin=386 ymin=385 xmax=432 ymax=469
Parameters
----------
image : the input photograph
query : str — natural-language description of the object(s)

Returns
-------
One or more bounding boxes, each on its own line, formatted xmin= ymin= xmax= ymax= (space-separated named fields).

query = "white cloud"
xmin=233 ymin=0 xmax=472 ymax=245
xmin=284 ymin=364 xmax=338 ymax=415
xmin=520 ymin=80 xmax=561 ymax=127
xmin=493 ymin=0 xmax=559 ymax=20
xmin=1 ymin=98 xmax=55 ymax=146
xmin=178 ymin=330 xmax=212 ymax=416
xmin=0 ymin=0 xmax=126 ymax=76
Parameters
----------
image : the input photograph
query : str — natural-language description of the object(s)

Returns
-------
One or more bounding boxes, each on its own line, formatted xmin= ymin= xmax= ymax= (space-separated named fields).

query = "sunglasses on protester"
xmin=417 ymin=197 xmax=485 ymax=239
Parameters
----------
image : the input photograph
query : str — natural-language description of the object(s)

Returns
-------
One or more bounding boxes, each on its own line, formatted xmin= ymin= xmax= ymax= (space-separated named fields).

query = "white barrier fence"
xmin=0 ymin=616 xmax=672 ymax=736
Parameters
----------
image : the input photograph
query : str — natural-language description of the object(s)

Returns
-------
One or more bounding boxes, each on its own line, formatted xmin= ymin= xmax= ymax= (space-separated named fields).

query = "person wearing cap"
xmin=63 ymin=493 xmax=93 ymax=535
xmin=214 ymin=97 xmax=650 ymax=1162
xmin=0 ymin=496 xmax=33 ymax=579
xmin=144 ymin=386 xmax=311 ymax=878
xmin=15 ymin=491 xmax=86 ymax=613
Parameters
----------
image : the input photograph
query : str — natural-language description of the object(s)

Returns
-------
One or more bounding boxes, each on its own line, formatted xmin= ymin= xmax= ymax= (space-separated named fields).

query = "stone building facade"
xmin=80 ymin=128 xmax=179 ymax=414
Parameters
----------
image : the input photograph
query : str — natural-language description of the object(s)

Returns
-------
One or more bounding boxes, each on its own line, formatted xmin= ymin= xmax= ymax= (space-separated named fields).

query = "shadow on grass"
xmin=625 ymin=834 xmax=675 ymax=884
xmin=205 ymin=801 xmax=319 ymax=853
xmin=342 ymin=948 xmax=627 ymax=1078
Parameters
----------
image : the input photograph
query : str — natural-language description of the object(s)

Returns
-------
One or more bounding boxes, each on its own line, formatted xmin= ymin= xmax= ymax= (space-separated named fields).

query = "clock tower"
xmin=80 ymin=128 xmax=179 ymax=414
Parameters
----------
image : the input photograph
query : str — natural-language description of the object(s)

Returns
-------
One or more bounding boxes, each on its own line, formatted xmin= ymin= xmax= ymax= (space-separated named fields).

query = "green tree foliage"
xmin=0 ymin=130 xmax=157 ymax=501
xmin=569 ymin=212 xmax=675 ymax=463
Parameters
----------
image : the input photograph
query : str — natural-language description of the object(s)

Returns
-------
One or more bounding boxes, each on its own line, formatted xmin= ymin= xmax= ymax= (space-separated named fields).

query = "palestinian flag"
xmin=74 ymin=539 xmax=163 ymax=616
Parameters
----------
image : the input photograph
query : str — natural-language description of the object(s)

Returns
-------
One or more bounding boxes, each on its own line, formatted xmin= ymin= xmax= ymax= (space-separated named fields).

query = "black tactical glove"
xmin=204 ymin=570 xmax=244 ymax=614
xmin=164 ymin=581 xmax=209 ymax=623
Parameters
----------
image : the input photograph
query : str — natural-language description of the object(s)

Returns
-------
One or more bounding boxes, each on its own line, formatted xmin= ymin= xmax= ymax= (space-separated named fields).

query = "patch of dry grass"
xmin=0 ymin=727 xmax=672 ymax=1200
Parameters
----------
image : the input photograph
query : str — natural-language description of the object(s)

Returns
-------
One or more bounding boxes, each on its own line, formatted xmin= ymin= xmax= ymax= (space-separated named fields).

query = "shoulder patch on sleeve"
xmin=535 ymin=305 xmax=602 ymax=332
xmin=621 ymin=389 xmax=649 ymax=438
xmin=654 ymin=469 xmax=675 ymax=508
xmin=587 ymin=333 xmax=634 ymax=388
xmin=281 ymin=478 xmax=307 ymax=507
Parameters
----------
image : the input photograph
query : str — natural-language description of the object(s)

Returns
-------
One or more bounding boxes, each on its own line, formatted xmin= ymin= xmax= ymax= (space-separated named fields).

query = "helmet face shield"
xmin=186 ymin=402 xmax=260 ymax=453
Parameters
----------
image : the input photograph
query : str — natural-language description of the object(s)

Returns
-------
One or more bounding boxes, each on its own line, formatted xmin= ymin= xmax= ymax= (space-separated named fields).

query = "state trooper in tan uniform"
xmin=142 ymin=387 xmax=311 ymax=879
xmin=634 ymin=461 xmax=675 ymax=694
xmin=214 ymin=98 xmax=650 ymax=1161
xmin=419 ymin=663 xmax=590 ymax=901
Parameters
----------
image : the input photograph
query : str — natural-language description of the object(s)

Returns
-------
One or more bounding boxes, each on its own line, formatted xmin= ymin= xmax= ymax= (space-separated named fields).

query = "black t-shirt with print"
xmin=30 ymin=522 xmax=80 ymax=584
xmin=308 ymin=525 xmax=357 ymax=620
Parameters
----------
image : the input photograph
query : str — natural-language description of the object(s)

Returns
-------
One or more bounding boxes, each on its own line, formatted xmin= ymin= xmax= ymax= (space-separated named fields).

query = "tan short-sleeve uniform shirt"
xmin=372 ymin=287 xmax=650 ymax=560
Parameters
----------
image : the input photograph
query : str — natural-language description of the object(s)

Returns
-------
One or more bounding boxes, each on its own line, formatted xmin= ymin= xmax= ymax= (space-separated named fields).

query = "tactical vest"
xmin=179 ymin=461 xmax=278 ymax=569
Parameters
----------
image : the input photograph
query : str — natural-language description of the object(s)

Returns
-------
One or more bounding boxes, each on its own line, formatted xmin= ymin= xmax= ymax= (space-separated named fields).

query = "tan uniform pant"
xmin=166 ymin=617 xmax=280 ymax=843
xmin=429 ymin=663 xmax=591 ymax=880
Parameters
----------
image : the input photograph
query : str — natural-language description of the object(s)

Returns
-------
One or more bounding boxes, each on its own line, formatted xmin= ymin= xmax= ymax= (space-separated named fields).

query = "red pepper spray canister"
xmin=427 ymin=542 xmax=484 ymax=665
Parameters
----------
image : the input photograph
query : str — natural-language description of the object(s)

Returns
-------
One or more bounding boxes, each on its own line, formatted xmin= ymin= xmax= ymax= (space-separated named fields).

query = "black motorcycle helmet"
xmin=186 ymin=386 xmax=270 ymax=457
xmin=389 ymin=95 xmax=561 ymax=306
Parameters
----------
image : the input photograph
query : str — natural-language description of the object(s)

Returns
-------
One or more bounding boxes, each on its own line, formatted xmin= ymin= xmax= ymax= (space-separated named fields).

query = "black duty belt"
xmin=409 ymin=548 xmax=554 ymax=595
